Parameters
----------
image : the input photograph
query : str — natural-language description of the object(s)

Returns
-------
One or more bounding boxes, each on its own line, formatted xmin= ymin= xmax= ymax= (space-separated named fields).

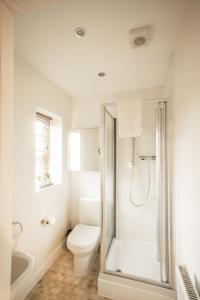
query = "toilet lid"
xmin=68 ymin=224 xmax=100 ymax=251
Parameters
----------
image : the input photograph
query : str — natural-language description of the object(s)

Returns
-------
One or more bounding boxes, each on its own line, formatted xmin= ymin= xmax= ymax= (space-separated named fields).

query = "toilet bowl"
xmin=66 ymin=197 xmax=100 ymax=276
xmin=67 ymin=224 xmax=100 ymax=276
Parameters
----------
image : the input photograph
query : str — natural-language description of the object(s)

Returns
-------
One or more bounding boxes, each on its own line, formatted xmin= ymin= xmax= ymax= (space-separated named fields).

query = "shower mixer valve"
xmin=138 ymin=155 xmax=156 ymax=160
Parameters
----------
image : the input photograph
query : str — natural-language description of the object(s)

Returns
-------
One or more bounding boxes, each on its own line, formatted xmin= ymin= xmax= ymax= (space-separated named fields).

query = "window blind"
xmin=35 ymin=112 xmax=52 ymax=186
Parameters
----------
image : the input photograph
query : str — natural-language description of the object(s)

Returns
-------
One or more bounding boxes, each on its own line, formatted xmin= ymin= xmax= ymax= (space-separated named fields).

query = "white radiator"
xmin=177 ymin=265 xmax=199 ymax=300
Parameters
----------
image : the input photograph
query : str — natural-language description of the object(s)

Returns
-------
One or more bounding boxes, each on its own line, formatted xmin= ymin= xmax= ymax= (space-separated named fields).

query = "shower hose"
xmin=129 ymin=139 xmax=151 ymax=207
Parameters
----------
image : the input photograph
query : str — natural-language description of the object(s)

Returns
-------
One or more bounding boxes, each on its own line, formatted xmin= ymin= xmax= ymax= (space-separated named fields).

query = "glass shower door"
xmin=100 ymin=102 xmax=172 ymax=288
xmin=156 ymin=101 xmax=168 ymax=283
xmin=100 ymin=105 xmax=115 ymax=269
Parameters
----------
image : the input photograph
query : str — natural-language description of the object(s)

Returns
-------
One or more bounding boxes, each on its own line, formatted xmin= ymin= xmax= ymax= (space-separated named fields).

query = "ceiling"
xmin=5 ymin=0 xmax=63 ymax=12
xmin=15 ymin=0 xmax=188 ymax=96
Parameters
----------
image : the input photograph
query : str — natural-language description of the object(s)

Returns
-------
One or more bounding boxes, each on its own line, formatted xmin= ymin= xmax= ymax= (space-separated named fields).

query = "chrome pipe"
xmin=100 ymin=105 xmax=106 ymax=273
xmin=156 ymin=107 xmax=161 ymax=264
xmin=105 ymin=99 xmax=168 ymax=107
xmin=12 ymin=221 xmax=23 ymax=234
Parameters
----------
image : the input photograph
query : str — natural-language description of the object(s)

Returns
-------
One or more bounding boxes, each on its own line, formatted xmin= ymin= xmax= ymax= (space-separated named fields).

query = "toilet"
xmin=67 ymin=197 xmax=100 ymax=276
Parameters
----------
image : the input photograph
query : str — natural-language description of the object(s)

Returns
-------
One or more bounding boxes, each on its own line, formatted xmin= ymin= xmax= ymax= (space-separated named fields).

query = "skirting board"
xmin=14 ymin=239 xmax=66 ymax=300
xmin=98 ymin=273 xmax=177 ymax=300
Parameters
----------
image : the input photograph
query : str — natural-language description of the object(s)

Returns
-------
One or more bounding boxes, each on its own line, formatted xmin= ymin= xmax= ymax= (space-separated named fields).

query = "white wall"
xmin=69 ymin=171 xmax=100 ymax=227
xmin=163 ymin=0 xmax=200 ymax=292
xmin=14 ymin=57 xmax=70 ymax=285
xmin=70 ymin=87 xmax=163 ymax=129
xmin=0 ymin=2 xmax=14 ymax=299
xmin=116 ymin=103 xmax=157 ymax=242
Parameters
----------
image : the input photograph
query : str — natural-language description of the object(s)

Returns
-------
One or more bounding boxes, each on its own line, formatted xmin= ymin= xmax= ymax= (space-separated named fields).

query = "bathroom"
xmin=0 ymin=0 xmax=200 ymax=300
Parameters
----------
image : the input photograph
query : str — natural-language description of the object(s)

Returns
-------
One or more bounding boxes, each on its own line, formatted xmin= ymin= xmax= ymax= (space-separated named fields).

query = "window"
xmin=35 ymin=112 xmax=53 ymax=189
xmin=35 ymin=109 xmax=62 ymax=191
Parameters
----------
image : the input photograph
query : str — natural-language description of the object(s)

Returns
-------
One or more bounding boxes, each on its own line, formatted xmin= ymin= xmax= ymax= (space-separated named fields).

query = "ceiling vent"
xmin=129 ymin=25 xmax=153 ymax=49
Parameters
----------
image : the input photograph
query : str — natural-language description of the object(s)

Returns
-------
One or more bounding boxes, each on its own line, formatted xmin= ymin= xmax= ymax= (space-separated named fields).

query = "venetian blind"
xmin=35 ymin=112 xmax=52 ymax=180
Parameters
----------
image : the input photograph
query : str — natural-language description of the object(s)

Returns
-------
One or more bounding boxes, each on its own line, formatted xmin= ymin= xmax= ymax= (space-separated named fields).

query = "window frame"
xmin=35 ymin=111 xmax=53 ymax=190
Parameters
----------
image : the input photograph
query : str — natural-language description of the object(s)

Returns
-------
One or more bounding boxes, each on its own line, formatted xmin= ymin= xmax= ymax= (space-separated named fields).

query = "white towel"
xmin=117 ymin=99 xmax=143 ymax=138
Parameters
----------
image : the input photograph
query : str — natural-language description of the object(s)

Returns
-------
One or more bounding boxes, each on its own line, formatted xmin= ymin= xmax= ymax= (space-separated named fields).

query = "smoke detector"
xmin=129 ymin=25 xmax=153 ymax=48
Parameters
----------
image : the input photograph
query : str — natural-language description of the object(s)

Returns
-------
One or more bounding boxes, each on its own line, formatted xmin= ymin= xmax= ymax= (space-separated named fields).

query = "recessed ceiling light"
xmin=98 ymin=72 xmax=106 ymax=77
xmin=134 ymin=36 xmax=146 ymax=46
xmin=75 ymin=27 xmax=86 ymax=38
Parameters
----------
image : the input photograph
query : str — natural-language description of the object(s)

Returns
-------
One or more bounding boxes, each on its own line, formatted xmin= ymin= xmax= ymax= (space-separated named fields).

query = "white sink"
xmin=11 ymin=250 xmax=34 ymax=300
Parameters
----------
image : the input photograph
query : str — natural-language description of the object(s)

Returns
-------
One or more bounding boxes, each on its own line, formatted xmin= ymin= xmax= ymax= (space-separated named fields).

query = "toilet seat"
xmin=67 ymin=224 xmax=100 ymax=253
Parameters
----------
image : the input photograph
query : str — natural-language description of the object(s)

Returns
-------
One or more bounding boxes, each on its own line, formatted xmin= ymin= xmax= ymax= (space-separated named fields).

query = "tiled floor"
xmin=26 ymin=250 xmax=108 ymax=300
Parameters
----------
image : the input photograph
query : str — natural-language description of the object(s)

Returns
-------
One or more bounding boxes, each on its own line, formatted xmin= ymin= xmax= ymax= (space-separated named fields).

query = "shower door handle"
xmin=156 ymin=102 xmax=168 ymax=283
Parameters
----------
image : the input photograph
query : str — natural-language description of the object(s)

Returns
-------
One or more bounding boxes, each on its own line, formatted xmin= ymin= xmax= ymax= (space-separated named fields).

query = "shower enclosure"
xmin=99 ymin=100 xmax=175 ymax=299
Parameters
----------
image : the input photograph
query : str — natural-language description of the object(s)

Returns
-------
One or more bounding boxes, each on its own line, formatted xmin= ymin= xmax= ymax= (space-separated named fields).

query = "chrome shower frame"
xmin=99 ymin=99 xmax=176 ymax=291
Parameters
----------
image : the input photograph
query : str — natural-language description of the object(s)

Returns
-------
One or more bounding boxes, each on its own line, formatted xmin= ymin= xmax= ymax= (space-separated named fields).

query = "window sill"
xmin=35 ymin=183 xmax=54 ymax=192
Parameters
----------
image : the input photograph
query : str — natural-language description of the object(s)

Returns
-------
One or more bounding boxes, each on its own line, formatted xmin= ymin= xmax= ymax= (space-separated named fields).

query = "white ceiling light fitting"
xmin=75 ymin=27 xmax=86 ymax=38
xmin=129 ymin=25 xmax=153 ymax=49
